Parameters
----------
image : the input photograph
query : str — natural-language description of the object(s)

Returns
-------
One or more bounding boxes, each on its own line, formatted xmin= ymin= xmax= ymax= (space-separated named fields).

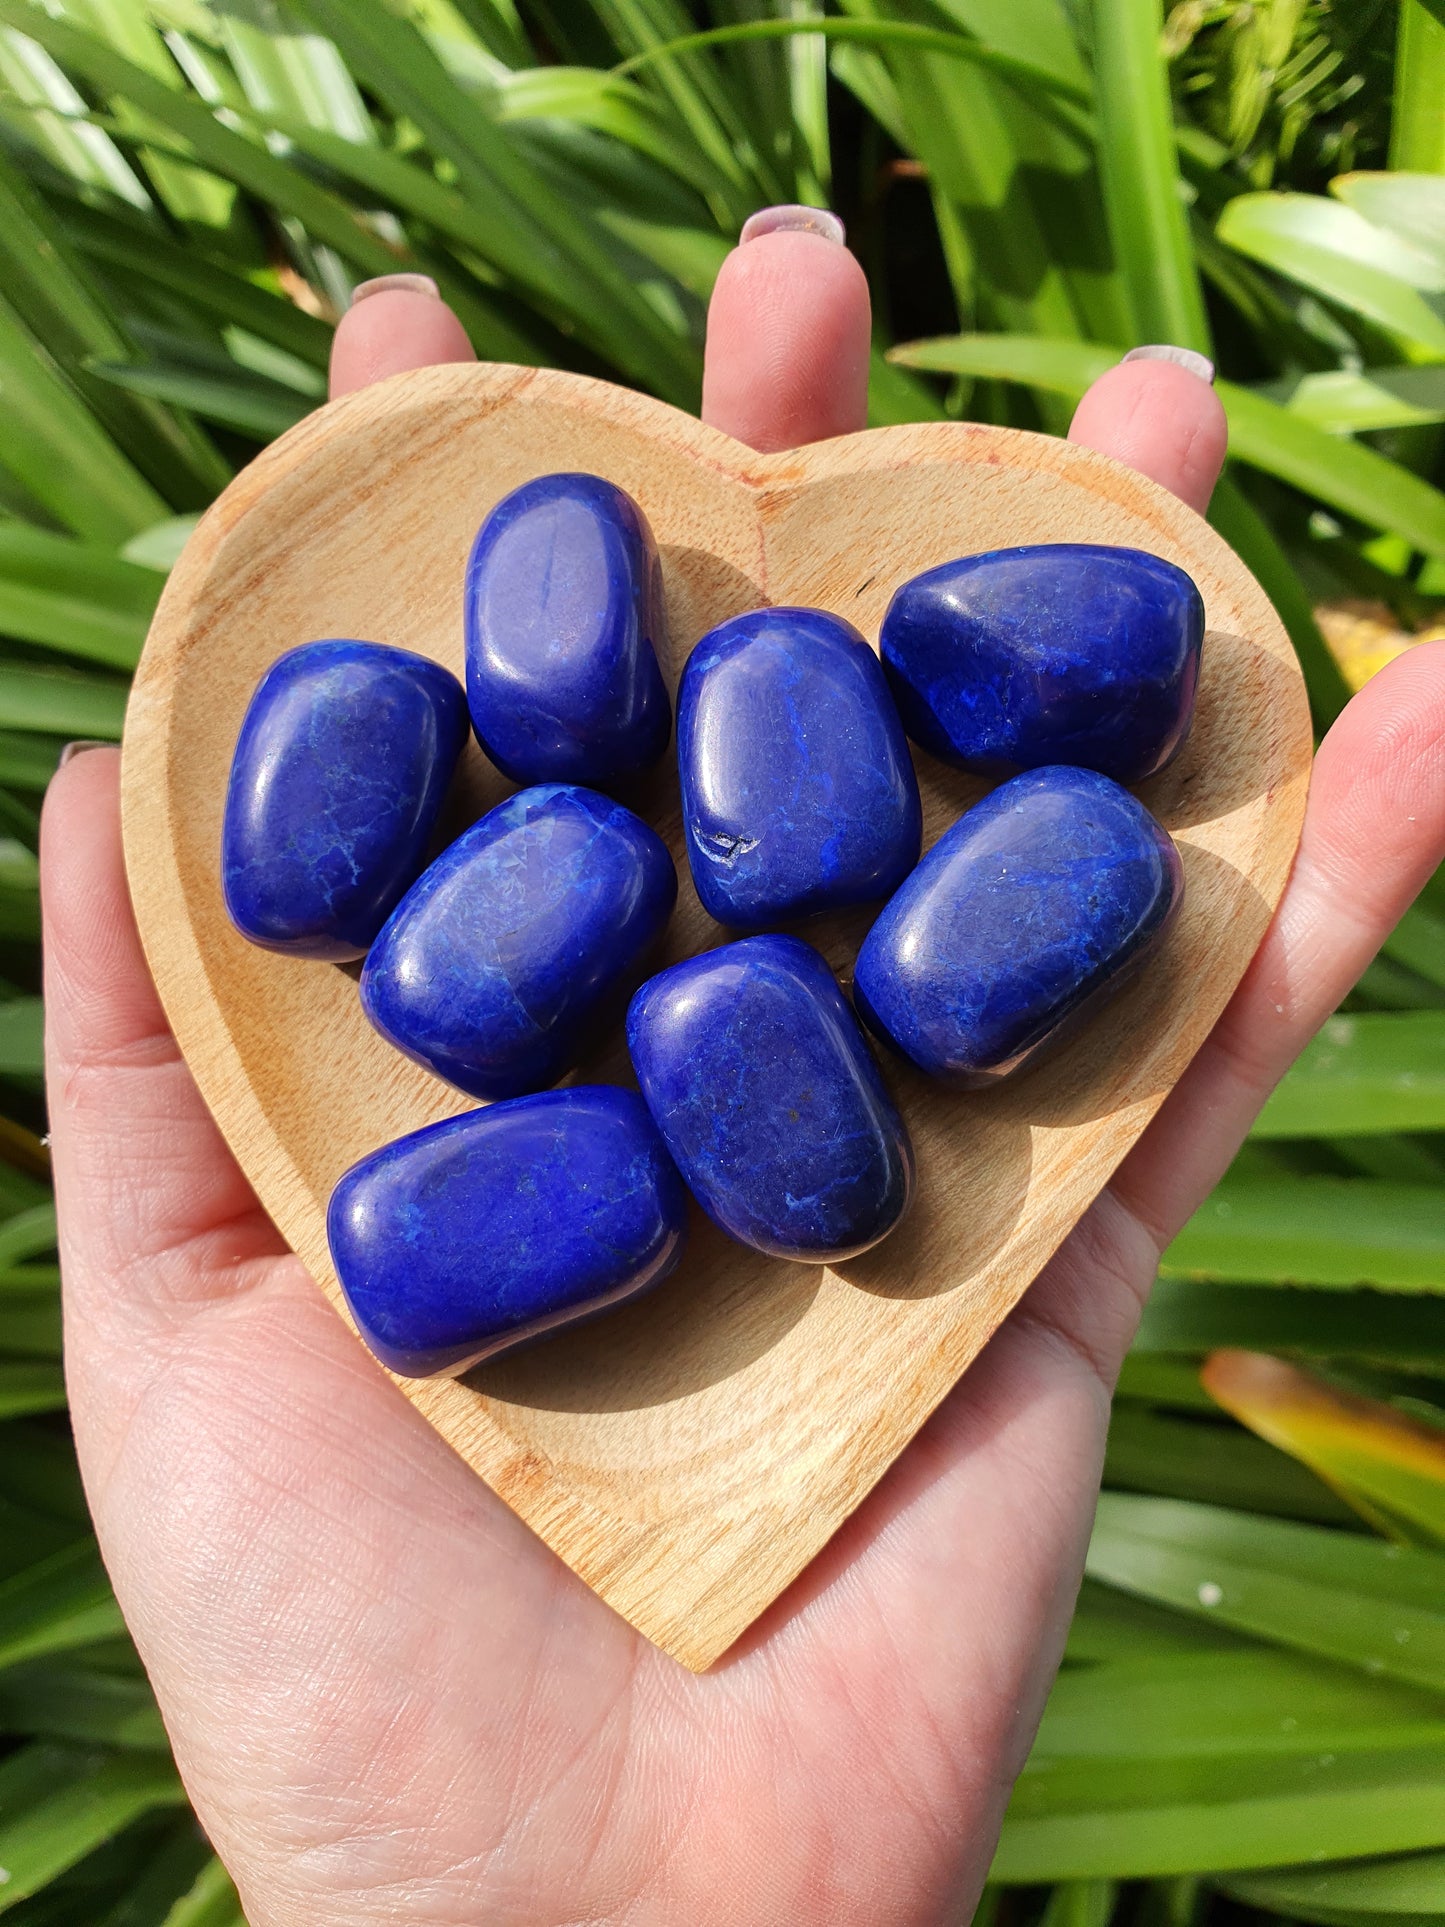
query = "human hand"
xmin=43 ymin=218 xmax=1445 ymax=1927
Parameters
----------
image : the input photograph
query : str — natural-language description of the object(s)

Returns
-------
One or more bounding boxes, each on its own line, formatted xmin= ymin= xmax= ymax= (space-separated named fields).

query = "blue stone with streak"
xmin=360 ymin=784 xmax=676 ymax=1101
xmin=465 ymin=472 xmax=671 ymax=789
xmin=678 ymin=606 xmax=922 ymax=927
xmin=328 ymin=1086 xmax=689 ymax=1376
xmin=222 ymin=638 xmax=469 ymax=962
xmin=627 ymin=934 xmax=913 ymax=1262
xmin=853 ymin=765 xmax=1184 ymax=1087
xmin=880 ymin=543 xmax=1205 ymax=783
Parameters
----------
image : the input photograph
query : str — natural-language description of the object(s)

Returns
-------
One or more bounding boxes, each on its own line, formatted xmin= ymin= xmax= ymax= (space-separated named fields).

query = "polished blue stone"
xmin=880 ymin=543 xmax=1205 ymax=783
xmin=627 ymin=935 xmax=913 ymax=1262
xmin=222 ymin=639 xmax=469 ymax=961
xmin=854 ymin=765 xmax=1184 ymax=1087
xmin=678 ymin=606 xmax=922 ymax=927
xmin=360 ymin=784 xmax=676 ymax=1101
xmin=464 ymin=472 xmax=671 ymax=789
xmin=328 ymin=1086 xmax=688 ymax=1376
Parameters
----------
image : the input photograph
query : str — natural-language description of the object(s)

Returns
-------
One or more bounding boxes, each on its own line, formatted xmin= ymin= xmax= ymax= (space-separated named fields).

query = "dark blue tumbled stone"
xmin=222 ymin=639 xmax=469 ymax=962
xmin=678 ymin=607 xmax=922 ymax=927
xmin=627 ymin=935 xmax=912 ymax=1262
xmin=360 ymin=784 xmax=676 ymax=1101
xmin=854 ymin=766 xmax=1184 ymax=1087
xmin=880 ymin=543 xmax=1205 ymax=783
xmin=328 ymin=1086 xmax=688 ymax=1376
xmin=464 ymin=472 xmax=671 ymax=789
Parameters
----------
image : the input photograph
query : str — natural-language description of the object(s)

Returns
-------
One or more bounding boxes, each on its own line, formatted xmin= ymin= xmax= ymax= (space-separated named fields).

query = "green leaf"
xmin=0 ymin=664 xmax=127 ymax=740
xmin=0 ymin=1658 xmax=165 ymax=1750
xmin=1086 ymin=1494 xmax=1445 ymax=1694
xmin=1224 ymin=1849 xmax=1445 ymax=1921
xmin=1066 ymin=1577 xmax=1255 ymax=1664
xmin=0 ymin=1204 xmax=56 ymax=1267
xmin=1260 ymin=366 xmax=1445 ymax=434
xmin=65 ymin=207 xmax=331 ymax=372
xmin=0 ymin=1542 xmax=124 ymax=1672
xmin=1163 ymin=1179 xmax=1445 ymax=1292
xmin=889 ymin=333 xmax=1445 ymax=560
xmin=1388 ymin=4 xmax=1445 ymax=175
xmin=85 ymin=360 xmax=310 ymax=438
xmin=1036 ymin=1648 xmax=1445 ymax=1763
xmin=0 ymin=1744 xmax=183 ymax=1912
xmin=1217 ymin=193 xmax=1445 ymax=358
xmin=0 ymin=143 xmax=228 ymax=506
xmin=1105 ymin=1405 xmax=1359 ymax=1526
xmin=0 ymin=0 xmax=407 ymax=281
xmin=995 ymin=1740 xmax=1445 ymax=1882
xmin=1381 ymin=902 xmax=1445 ymax=993
xmin=0 ymin=1002 xmax=43 ymax=1079
xmin=1092 ymin=0 xmax=1209 ymax=351
xmin=158 ymin=1855 xmax=246 ymax=1927
xmin=290 ymin=0 xmax=701 ymax=402
xmin=0 ymin=733 xmax=64 ymax=793
xmin=0 ymin=1363 xmax=66 ymax=1419
xmin=0 ymin=295 xmax=166 ymax=545
xmin=1333 ymin=174 xmax=1445 ymax=277
xmin=1136 ymin=1282 xmax=1445 ymax=1369
xmin=121 ymin=516 xmax=201 ymax=575
xmin=1207 ymin=471 xmax=1351 ymax=730
xmin=0 ymin=526 xmax=156 ymax=670
xmin=608 ymin=15 xmax=1093 ymax=105
xmin=1254 ymin=1014 xmax=1445 ymax=1139
xmin=1201 ymin=1351 xmax=1445 ymax=1550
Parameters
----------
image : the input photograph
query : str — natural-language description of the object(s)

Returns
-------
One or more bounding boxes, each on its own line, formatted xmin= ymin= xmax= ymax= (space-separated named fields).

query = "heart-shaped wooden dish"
xmin=122 ymin=363 xmax=1311 ymax=1669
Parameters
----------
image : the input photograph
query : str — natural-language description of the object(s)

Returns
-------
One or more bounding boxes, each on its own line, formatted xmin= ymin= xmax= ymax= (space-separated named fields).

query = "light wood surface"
xmin=121 ymin=364 xmax=1312 ymax=1670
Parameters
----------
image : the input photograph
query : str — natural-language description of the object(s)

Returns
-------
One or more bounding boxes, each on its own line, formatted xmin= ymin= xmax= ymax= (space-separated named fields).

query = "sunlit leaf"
xmin=1216 ymin=193 xmax=1445 ymax=358
xmin=889 ymin=334 xmax=1445 ymax=560
xmin=1086 ymin=1493 xmax=1445 ymax=1693
xmin=1163 ymin=1178 xmax=1445 ymax=1292
xmin=1202 ymin=1351 xmax=1445 ymax=1547
xmin=0 ymin=1542 xmax=124 ymax=1671
xmin=0 ymin=1743 xmax=183 ymax=1911
xmin=1254 ymin=1013 xmax=1445 ymax=1138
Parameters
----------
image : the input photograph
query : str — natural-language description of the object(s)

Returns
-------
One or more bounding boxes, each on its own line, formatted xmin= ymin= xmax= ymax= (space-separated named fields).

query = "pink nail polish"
xmin=349 ymin=273 xmax=441 ymax=307
xmin=1121 ymin=344 xmax=1216 ymax=386
xmin=740 ymin=205 xmax=846 ymax=246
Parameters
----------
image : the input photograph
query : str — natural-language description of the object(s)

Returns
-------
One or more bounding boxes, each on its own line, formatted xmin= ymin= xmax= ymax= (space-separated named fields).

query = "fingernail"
xmin=349 ymin=273 xmax=440 ymax=307
xmin=740 ymin=204 xmax=845 ymax=247
xmin=1121 ymin=344 xmax=1216 ymax=386
xmin=59 ymin=740 xmax=109 ymax=767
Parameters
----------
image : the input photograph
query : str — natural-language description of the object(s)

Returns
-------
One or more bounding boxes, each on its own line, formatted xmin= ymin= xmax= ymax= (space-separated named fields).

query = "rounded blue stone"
xmin=854 ymin=765 xmax=1184 ymax=1087
xmin=222 ymin=639 xmax=469 ymax=962
xmin=627 ymin=934 xmax=913 ymax=1262
xmin=880 ymin=543 xmax=1205 ymax=784
xmin=360 ymin=784 xmax=676 ymax=1101
xmin=464 ymin=472 xmax=671 ymax=789
xmin=678 ymin=606 xmax=922 ymax=927
xmin=328 ymin=1086 xmax=689 ymax=1376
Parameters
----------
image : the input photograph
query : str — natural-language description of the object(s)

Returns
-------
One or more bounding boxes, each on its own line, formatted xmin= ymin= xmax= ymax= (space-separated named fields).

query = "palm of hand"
xmin=44 ymin=238 xmax=1445 ymax=1927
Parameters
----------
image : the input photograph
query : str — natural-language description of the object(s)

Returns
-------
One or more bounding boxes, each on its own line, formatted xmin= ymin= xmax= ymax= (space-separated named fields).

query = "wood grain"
xmin=121 ymin=363 xmax=1312 ymax=1670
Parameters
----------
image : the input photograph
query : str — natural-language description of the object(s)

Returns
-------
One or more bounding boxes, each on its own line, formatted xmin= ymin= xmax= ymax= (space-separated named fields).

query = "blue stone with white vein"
xmin=880 ymin=543 xmax=1205 ymax=783
xmin=328 ymin=1087 xmax=689 ymax=1376
xmin=360 ymin=784 xmax=676 ymax=1101
xmin=678 ymin=606 xmax=922 ymax=926
xmin=222 ymin=638 xmax=469 ymax=962
xmin=853 ymin=765 xmax=1184 ymax=1087
xmin=464 ymin=472 xmax=671 ymax=789
xmin=627 ymin=934 xmax=913 ymax=1262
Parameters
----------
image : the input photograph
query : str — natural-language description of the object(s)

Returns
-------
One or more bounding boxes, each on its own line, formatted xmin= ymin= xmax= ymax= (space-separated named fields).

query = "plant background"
xmin=0 ymin=0 xmax=1442 ymax=1920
